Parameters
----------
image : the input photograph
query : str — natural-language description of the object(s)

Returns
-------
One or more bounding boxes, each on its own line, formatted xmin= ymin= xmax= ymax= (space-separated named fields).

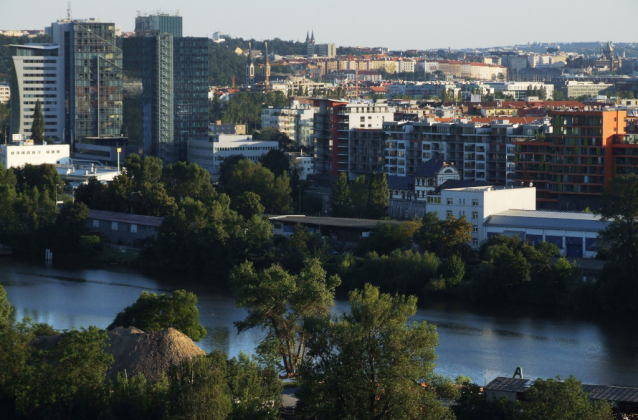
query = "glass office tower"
xmin=135 ymin=14 xmax=182 ymax=38
xmin=173 ymin=37 xmax=209 ymax=161
xmin=51 ymin=19 xmax=123 ymax=143
xmin=122 ymin=34 xmax=175 ymax=163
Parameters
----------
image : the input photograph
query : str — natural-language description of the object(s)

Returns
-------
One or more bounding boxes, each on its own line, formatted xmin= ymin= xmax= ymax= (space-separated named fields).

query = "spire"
xmin=246 ymin=42 xmax=254 ymax=85
xmin=306 ymin=31 xmax=310 ymax=43
xmin=264 ymin=42 xmax=270 ymax=92
xmin=311 ymin=30 xmax=315 ymax=44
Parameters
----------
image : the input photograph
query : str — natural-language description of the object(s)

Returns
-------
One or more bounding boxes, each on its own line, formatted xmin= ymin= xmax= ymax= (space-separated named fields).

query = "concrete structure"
xmin=8 ymin=44 xmax=65 ymax=142
xmin=56 ymin=163 xmax=120 ymax=183
xmin=261 ymin=101 xmax=315 ymax=147
xmin=486 ymin=82 xmax=554 ymax=100
xmin=307 ymin=43 xmax=336 ymax=58
xmin=73 ymin=136 xmax=135 ymax=166
xmin=287 ymin=152 xmax=314 ymax=180
xmin=209 ymin=121 xmax=246 ymax=135
xmin=0 ymin=143 xmax=70 ymax=168
xmin=485 ymin=209 xmax=608 ymax=258
xmin=0 ymin=83 xmax=9 ymax=103
xmin=187 ymin=134 xmax=278 ymax=180
xmin=557 ymin=81 xmax=613 ymax=99
xmin=313 ymin=99 xmax=394 ymax=177
xmin=269 ymin=215 xmax=401 ymax=248
xmin=425 ymin=185 xmax=536 ymax=247
xmin=86 ymin=209 xmax=162 ymax=247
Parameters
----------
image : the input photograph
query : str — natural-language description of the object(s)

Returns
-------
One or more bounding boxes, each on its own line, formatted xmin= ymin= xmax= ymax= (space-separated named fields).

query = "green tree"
xmin=74 ymin=177 xmax=108 ymax=209
xmin=415 ymin=212 xmax=443 ymax=254
xmin=231 ymin=258 xmax=341 ymax=376
xmin=161 ymin=161 xmax=216 ymax=202
xmin=53 ymin=202 xmax=90 ymax=255
xmin=227 ymin=159 xmax=292 ymax=214
xmin=0 ymin=284 xmax=13 ymax=329
xmin=297 ymin=284 xmax=455 ymax=420
xmin=166 ymin=353 xmax=232 ymax=420
xmin=108 ymin=290 xmax=207 ymax=342
xmin=12 ymin=163 xmax=63 ymax=197
xmin=233 ymin=191 xmax=265 ymax=220
xmin=259 ymin=149 xmax=290 ymax=177
xmin=328 ymin=172 xmax=351 ymax=217
xmin=357 ymin=219 xmax=422 ymax=256
xmin=366 ymin=172 xmax=389 ymax=219
xmin=350 ymin=175 xmax=367 ymax=218
xmin=525 ymin=376 xmax=613 ymax=420
xmin=439 ymin=215 xmax=473 ymax=258
xmin=30 ymin=99 xmax=44 ymax=144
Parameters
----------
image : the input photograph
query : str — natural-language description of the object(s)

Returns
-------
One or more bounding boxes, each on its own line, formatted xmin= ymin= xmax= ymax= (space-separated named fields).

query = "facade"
xmin=8 ymin=44 xmax=65 ymax=141
xmin=86 ymin=209 xmax=162 ymax=247
xmin=209 ymin=121 xmax=247 ymax=135
xmin=348 ymin=128 xmax=386 ymax=176
xmin=122 ymin=34 xmax=175 ymax=163
xmin=557 ymin=81 xmax=613 ymax=99
xmin=413 ymin=159 xmax=460 ymax=199
xmin=484 ymin=209 xmax=607 ymax=258
xmin=73 ymin=136 xmax=134 ymax=165
xmin=134 ymin=14 xmax=182 ymax=37
xmin=513 ymin=110 xmax=628 ymax=209
xmin=426 ymin=185 xmax=536 ymax=247
xmin=186 ymin=134 xmax=278 ymax=180
xmin=0 ymin=143 xmax=70 ymax=168
xmin=287 ymin=152 xmax=314 ymax=180
xmin=313 ymin=99 xmax=394 ymax=177
xmin=261 ymin=101 xmax=315 ymax=147
xmin=0 ymin=83 xmax=9 ymax=103
xmin=486 ymin=82 xmax=554 ymax=100
xmin=173 ymin=37 xmax=209 ymax=161
xmin=307 ymin=43 xmax=336 ymax=58
xmin=50 ymin=19 xmax=123 ymax=142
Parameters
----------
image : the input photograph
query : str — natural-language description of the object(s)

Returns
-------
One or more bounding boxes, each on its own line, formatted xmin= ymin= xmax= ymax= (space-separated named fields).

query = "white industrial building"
xmin=426 ymin=185 xmax=536 ymax=247
xmin=484 ymin=210 xmax=607 ymax=258
xmin=0 ymin=143 xmax=70 ymax=169
xmin=187 ymin=134 xmax=278 ymax=181
xmin=9 ymin=44 xmax=65 ymax=142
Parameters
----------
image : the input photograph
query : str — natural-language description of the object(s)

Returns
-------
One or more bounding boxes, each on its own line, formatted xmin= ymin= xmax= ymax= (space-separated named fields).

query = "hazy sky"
xmin=2 ymin=0 xmax=637 ymax=50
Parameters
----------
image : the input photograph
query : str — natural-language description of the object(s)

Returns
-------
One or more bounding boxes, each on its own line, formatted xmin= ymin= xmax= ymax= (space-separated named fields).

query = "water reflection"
xmin=1 ymin=258 xmax=638 ymax=386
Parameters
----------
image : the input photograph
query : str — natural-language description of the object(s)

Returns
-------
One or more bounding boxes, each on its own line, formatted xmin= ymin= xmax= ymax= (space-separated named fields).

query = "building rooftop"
xmin=486 ymin=209 xmax=609 ymax=232
xmin=89 ymin=210 xmax=164 ymax=227
xmin=484 ymin=377 xmax=534 ymax=393
xmin=414 ymin=158 xmax=447 ymax=178
xmin=269 ymin=215 xmax=402 ymax=230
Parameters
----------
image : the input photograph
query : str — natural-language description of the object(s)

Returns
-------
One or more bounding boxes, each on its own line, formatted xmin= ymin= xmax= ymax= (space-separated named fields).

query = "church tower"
xmin=310 ymin=30 xmax=315 ymax=45
xmin=246 ymin=42 xmax=255 ymax=85
xmin=305 ymin=31 xmax=310 ymax=44
xmin=263 ymin=42 xmax=271 ymax=93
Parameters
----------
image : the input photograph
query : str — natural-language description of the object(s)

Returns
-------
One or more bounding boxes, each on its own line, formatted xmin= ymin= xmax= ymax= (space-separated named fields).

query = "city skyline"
xmin=0 ymin=0 xmax=637 ymax=50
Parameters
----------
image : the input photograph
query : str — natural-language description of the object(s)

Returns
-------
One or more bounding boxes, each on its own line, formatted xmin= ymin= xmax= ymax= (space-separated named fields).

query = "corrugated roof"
xmin=582 ymin=385 xmax=638 ymax=403
xmin=89 ymin=210 xmax=164 ymax=227
xmin=485 ymin=377 xmax=534 ymax=393
xmin=269 ymin=215 xmax=402 ymax=230
xmin=485 ymin=210 xmax=609 ymax=232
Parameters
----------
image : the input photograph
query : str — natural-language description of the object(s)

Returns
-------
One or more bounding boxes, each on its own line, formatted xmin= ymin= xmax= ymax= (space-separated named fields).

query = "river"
xmin=1 ymin=258 xmax=637 ymax=387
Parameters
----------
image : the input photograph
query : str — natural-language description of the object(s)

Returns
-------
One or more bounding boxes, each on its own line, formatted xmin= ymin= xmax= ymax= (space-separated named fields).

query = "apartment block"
xmin=0 ymin=83 xmax=9 ymax=103
xmin=261 ymin=101 xmax=315 ymax=148
xmin=312 ymin=99 xmax=394 ymax=177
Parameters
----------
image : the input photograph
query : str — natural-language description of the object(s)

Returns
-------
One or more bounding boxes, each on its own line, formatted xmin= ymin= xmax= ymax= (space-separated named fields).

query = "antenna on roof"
xmin=67 ymin=1 xmax=72 ymax=20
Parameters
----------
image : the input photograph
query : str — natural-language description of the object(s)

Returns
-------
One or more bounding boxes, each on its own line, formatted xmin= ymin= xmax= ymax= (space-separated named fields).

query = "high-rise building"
xmin=122 ymin=13 xmax=208 ymax=163
xmin=122 ymin=34 xmax=175 ymax=162
xmin=134 ymin=13 xmax=182 ymax=37
xmin=50 ymin=18 xmax=123 ymax=142
xmin=9 ymin=44 xmax=65 ymax=141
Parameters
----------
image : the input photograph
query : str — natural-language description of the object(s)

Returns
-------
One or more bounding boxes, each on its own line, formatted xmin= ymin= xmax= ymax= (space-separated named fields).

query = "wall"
xmin=0 ymin=144 xmax=70 ymax=168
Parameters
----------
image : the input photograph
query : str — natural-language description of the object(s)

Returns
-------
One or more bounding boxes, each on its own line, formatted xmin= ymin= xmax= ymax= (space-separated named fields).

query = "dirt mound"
xmin=106 ymin=326 xmax=205 ymax=381
xmin=33 ymin=327 xmax=206 ymax=382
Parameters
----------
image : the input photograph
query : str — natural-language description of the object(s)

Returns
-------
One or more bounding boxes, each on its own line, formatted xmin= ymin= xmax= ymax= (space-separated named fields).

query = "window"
xmin=446 ymin=210 xmax=453 ymax=218
xmin=472 ymin=212 xmax=478 ymax=220
xmin=472 ymin=226 xmax=478 ymax=232
xmin=472 ymin=199 xmax=479 ymax=206
xmin=360 ymin=116 xmax=365 ymax=122
xmin=447 ymin=198 xmax=453 ymax=205
xmin=92 ymin=219 xmax=99 ymax=228
xmin=111 ymin=222 xmax=118 ymax=231
xmin=472 ymin=238 xmax=478 ymax=246
xmin=131 ymin=224 xmax=138 ymax=233
xmin=459 ymin=210 xmax=465 ymax=217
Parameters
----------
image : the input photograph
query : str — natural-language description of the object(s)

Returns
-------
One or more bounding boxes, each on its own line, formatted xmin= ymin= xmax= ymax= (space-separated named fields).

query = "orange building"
xmin=514 ymin=110 xmax=628 ymax=209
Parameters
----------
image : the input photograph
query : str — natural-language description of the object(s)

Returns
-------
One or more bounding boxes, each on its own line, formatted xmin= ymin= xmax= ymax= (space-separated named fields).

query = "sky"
xmin=1 ymin=0 xmax=637 ymax=50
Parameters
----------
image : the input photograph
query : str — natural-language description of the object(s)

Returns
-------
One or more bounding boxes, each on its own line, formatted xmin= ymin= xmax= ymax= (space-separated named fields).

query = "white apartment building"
xmin=187 ymin=134 xmax=278 ymax=180
xmin=0 ymin=143 xmax=71 ymax=169
xmin=261 ymin=101 xmax=315 ymax=148
xmin=9 ymin=44 xmax=65 ymax=141
xmin=287 ymin=152 xmax=314 ymax=180
xmin=0 ymin=83 xmax=9 ymax=103
xmin=426 ymin=185 xmax=536 ymax=247
xmin=486 ymin=82 xmax=554 ymax=100
xmin=396 ymin=59 xmax=415 ymax=73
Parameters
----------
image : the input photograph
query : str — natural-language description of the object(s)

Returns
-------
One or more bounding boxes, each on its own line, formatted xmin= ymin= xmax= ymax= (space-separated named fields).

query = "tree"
xmin=166 ymin=353 xmax=232 ymax=420
xmin=74 ymin=177 xmax=108 ymax=209
xmin=259 ymin=149 xmax=290 ymax=177
xmin=108 ymin=290 xmax=207 ymax=342
xmin=227 ymin=159 xmax=292 ymax=214
xmin=53 ymin=201 xmax=90 ymax=254
xmin=297 ymin=284 xmax=456 ymax=420
xmin=415 ymin=212 xmax=443 ymax=254
xmin=439 ymin=215 xmax=472 ymax=258
xmin=366 ymin=172 xmax=389 ymax=219
xmin=0 ymin=284 xmax=12 ymax=329
xmin=254 ymin=128 xmax=296 ymax=152
xmin=161 ymin=161 xmax=215 ymax=202
xmin=231 ymin=258 xmax=341 ymax=376
xmin=357 ymin=219 xmax=422 ymax=257
xmin=328 ymin=172 xmax=351 ymax=217
xmin=233 ymin=191 xmax=265 ymax=220
xmin=30 ymin=99 xmax=44 ymax=144
xmin=12 ymin=163 xmax=62 ymax=197
xmin=525 ymin=376 xmax=613 ymax=420
xmin=350 ymin=175 xmax=367 ymax=218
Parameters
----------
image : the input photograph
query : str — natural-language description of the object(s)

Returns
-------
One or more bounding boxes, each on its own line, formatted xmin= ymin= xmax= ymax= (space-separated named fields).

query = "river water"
xmin=1 ymin=258 xmax=637 ymax=387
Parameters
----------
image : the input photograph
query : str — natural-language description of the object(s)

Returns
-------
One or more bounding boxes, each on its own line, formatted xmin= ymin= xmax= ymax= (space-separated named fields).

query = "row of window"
xmin=23 ymin=101 xmax=57 ymax=105
xmin=9 ymin=149 xmax=63 ymax=155
xmin=446 ymin=198 xmax=480 ymax=206
xmin=23 ymin=74 xmax=57 ymax=78
xmin=23 ymin=94 xmax=57 ymax=98
xmin=23 ymin=67 xmax=57 ymax=71
xmin=92 ymin=219 xmax=157 ymax=233
xmin=446 ymin=210 xmax=479 ymax=220
xmin=22 ymin=60 xmax=57 ymax=64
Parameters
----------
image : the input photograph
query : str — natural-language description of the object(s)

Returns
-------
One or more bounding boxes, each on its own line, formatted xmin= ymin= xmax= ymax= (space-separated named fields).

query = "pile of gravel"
xmin=33 ymin=326 xmax=206 ymax=382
